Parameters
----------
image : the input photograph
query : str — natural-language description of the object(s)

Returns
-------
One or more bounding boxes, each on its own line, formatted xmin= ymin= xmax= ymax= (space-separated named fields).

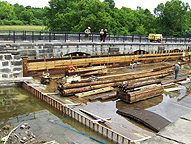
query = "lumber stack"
xmin=66 ymin=66 xmax=108 ymax=77
xmin=57 ymin=70 xmax=170 ymax=96
xmin=117 ymin=78 xmax=164 ymax=103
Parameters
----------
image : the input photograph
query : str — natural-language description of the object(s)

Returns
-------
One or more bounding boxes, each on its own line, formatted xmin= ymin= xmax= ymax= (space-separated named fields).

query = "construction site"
xmin=13 ymin=49 xmax=190 ymax=144
xmin=1 ymin=34 xmax=191 ymax=143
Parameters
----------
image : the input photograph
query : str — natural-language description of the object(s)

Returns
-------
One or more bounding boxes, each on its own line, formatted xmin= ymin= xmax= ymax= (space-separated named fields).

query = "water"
xmin=0 ymin=86 xmax=114 ymax=144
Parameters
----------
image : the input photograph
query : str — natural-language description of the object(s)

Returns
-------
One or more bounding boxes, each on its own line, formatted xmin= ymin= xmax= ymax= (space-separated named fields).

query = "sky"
xmin=2 ymin=0 xmax=191 ymax=13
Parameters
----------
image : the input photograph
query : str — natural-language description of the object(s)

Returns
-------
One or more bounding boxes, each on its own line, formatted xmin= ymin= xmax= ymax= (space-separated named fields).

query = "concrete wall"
xmin=0 ymin=52 xmax=23 ymax=78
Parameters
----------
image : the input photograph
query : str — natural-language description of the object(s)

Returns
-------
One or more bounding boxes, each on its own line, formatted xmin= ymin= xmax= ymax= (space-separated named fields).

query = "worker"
xmin=188 ymin=50 xmax=191 ymax=61
xmin=174 ymin=62 xmax=180 ymax=79
xmin=186 ymin=75 xmax=191 ymax=82
xmin=182 ymin=51 xmax=185 ymax=61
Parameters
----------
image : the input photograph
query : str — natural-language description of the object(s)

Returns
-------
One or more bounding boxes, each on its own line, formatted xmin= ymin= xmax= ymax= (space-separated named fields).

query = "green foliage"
xmin=154 ymin=0 xmax=190 ymax=36
xmin=0 ymin=0 xmax=191 ymax=37
xmin=45 ymin=0 xmax=159 ymax=35
xmin=0 ymin=1 xmax=46 ymax=26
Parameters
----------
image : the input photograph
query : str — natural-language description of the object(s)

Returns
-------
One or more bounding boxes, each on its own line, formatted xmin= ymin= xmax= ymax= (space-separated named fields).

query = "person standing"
xmin=174 ymin=62 xmax=180 ymax=79
xmin=103 ymin=29 xmax=108 ymax=42
xmin=100 ymin=29 xmax=104 ymax=42
xmin=84 ymin=26 xmax=91 ymax=40
xmin=188 ymin=50 xmax=191 ymax=61
xmin=182 ymin=50 xmax=185 ymax=61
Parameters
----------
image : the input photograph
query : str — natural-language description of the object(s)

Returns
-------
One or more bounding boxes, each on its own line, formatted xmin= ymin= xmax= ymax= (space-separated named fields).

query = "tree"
xmin=104 ymin=0 xmax=115 ymax=9
xmin=154 ymin=0 xmax=190 ymax=36
xmin=0 ymin=1 xmax=15 ymax=20
xmin=19 ymin=9 xmax=34 ymax=25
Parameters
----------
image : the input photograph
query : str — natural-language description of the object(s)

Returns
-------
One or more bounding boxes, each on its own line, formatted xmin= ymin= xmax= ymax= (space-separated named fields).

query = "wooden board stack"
xmin=117 ymin=78 xmax=164 ymax=103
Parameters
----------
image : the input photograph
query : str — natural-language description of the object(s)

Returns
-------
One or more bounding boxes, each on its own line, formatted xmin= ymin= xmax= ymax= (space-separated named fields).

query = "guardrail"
xmin=21 ymin=82 xmax=132 ymax=144
xmin=0 ymin=30 xmax=190 ymax=43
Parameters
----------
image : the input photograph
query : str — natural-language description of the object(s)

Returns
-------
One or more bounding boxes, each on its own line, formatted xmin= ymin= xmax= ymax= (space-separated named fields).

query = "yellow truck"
xmin=148 ymin=34 xmax=163 ymax=42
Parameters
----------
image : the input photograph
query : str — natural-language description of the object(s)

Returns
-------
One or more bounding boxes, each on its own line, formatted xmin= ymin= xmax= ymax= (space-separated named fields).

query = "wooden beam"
xmin=164 ymin=87 xmax=183 ymax=92
xmin=75 ymin=87 xmax=114 ymax=98
xmin=79 ymin=109 xmax=111 ymax=123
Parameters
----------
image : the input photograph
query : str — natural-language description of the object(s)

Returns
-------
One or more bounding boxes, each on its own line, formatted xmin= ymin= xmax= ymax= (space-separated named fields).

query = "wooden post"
xmin=22 ymin=57 xmax=28 ymax=77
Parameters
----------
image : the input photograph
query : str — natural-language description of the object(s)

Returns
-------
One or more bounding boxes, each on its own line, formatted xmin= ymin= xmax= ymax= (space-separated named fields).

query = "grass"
xmin=0 ymin=25 xmax=47 ymax=31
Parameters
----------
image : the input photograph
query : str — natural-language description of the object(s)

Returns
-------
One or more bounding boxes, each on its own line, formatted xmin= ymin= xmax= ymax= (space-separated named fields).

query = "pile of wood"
xmin=57 ymin=69 xmax=171 ymax=97
xmin=117 ymin=78 xmax=164 ymax=103
xmin=66 ymin=66 xmax=108 ymax=77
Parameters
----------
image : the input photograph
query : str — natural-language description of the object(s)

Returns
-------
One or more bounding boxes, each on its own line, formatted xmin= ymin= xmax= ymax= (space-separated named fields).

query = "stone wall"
xmin=0 ymin=42 xmax=190 ymax=60
xmin=15 ymin=42 xmax=190 ymax=59
xmin=0 ymin=52 xmax=23 ymax=78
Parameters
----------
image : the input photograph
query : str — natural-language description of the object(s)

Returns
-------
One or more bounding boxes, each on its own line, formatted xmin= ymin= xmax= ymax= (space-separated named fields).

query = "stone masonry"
xmin=0 ymin=53 xmax=23 ymax=78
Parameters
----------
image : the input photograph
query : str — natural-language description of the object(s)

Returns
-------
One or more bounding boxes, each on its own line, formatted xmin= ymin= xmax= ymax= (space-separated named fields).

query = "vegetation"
xmin=0 ymin=0 xmax=191 ymax=37
xmin=0 ymin=25 xmax=46 ymax=31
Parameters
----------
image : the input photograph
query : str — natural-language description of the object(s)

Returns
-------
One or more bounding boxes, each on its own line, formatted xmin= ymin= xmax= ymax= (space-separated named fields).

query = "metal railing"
xmin=0 ymin=30 xmax=190 ymax=43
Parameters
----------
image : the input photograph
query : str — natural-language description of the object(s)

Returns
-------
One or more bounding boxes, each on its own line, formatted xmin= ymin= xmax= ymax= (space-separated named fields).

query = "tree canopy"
xmin=0 ymin=0 xmax=191 ymax=37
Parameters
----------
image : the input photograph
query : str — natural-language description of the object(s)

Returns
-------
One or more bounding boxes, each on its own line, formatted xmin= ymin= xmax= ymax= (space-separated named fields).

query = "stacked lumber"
xmin=66 ymin=66 xmax=108 ymax=77
xmin=57 ymin=70 xmax=170 ymax=96
xmin=117 ymin=78 xmax=164 ymax=103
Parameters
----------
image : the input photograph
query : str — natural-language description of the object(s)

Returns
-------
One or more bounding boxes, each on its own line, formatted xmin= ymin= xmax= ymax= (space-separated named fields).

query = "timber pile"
xmin=60 ymin=70 xmax=172 ymax=90
xmin=57 ymin=70 xmax=170 ymax=96
xmin=66 ymin=66 xmax=108 ymax=77
xmin=117 ymin=78 xmax=164 ymax=103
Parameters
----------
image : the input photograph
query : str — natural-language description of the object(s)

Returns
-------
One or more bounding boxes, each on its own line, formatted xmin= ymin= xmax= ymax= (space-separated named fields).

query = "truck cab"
xmin=148 ymin=34 xmax=163 ymax=42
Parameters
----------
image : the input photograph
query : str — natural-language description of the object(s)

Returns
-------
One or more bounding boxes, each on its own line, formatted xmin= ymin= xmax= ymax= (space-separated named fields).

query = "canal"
xmin=0 ymin=86 xmax=114 ymax=144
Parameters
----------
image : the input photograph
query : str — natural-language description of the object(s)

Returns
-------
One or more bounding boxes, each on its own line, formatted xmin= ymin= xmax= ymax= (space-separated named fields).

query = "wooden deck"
xmin=117 ymin=107 xmax=171 ymax=132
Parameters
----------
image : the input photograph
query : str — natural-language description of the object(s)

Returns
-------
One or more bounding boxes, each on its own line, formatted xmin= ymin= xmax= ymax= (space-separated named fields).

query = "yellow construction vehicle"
xmin=41 ymin=72 xmax=51 ymax=84
xmin=148 ymin=34 xmax=163 ymax=42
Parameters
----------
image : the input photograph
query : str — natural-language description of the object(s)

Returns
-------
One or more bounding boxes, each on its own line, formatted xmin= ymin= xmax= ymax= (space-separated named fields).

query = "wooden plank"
xmin=162 ymin=83 xmax=175 ymax=87
xmin=75 ymin=86 xmax=114 ymax=98
xmin=116 ymin=107 xmax=171 ymax=132
xmin=177 ymin=81 xmax=189 ymax=85
xmin=164 ymin=87 xmax=183 ymax=92
xmin=79 ymin=109 xmax=111 ymax=123
xmin=89 ymin=91 xmax=117 ymax=101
